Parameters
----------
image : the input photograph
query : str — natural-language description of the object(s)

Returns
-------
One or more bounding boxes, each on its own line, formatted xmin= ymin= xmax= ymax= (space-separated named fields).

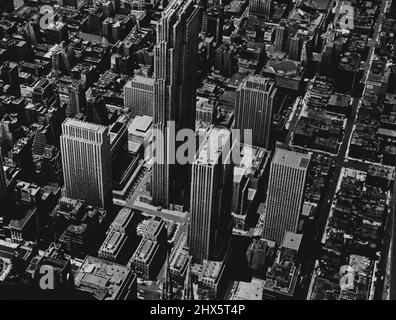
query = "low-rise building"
xmin=74 ymin=255 xmax=137 ymax=300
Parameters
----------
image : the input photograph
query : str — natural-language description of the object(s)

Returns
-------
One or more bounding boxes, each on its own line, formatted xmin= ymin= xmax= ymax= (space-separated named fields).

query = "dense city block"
xmin=0 ymin=0 xmax=395 ymax=301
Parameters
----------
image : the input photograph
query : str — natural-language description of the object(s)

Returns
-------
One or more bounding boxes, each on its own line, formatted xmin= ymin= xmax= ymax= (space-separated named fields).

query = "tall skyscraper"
xmin=124 ymin=75 xmax=154 ymax=117
xmin=188 ymin=127 xmax=236 ymax=263
xmin=152 ymin=0 xmax=201 ymax=209
xmin=235 ymin=75 xmax=277 ymax=148
xmin=288 ymin=35 xmax=302 ymax=61
xmin=0 ymin=150 xmax=6 ymax=201
xmin=161 ymin=250 xmax=173 ymax=300
xmin=249 ymin=0 xmax=272 ymax=17
xmin=182 ymin=256 xmax=194 ymax=300
xmin=60 ymin=119 xmax=112 ymax=209
xmin=68 ymin=81 xmax=86 ymax=116
xmin=274 ymin=22 xmax=287 ymax=52
xmin=262 ymin=148 xmax=310 ymax=244
xmin=203 ymin=5 xmax=224 ymax=45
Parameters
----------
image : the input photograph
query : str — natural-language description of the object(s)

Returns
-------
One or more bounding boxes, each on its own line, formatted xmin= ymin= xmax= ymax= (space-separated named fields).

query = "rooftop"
xmin=145 ymin=216 xmax=164 ymax=238
xmin=240 ymin=75 xmax=274 ymax=92
xmin=127 ymin=75 xmax=154 ymax=86
xmin=9 ymin=208 xmax=36 ymax=231
xmin=200 ymin=259 xmax=224 ymax=282
xmin=128 ymin=116 xmax=152 ymax=136
xmin=272 ymin=148 xmax=310 ymax=169
xmin=131 ymin=238 xmax=157 ymax=263
xmin=100 ymin=229 xmax=126 ymax=253
xmin=231 ymin=278 xmax=265 ymax=300
xmin=195 ymin=127 xmax=231 ymax=165
xmin=111 ymin=207 xmax=134 ymax=232
xmin=62 ymin=118 xmax=107 ymax=134
xmin=282 ymin=232 xmax=302 ymax=252
xmin=74 ymin=256 xmax=133 ymax=300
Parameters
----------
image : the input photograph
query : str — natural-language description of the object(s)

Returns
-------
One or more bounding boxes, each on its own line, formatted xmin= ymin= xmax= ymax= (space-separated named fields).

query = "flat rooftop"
xmin=63 ymin=118 xmax=107 ymax=134
xmin=102 ymin=229 xmax=125 ymax=251
xmin=328 ymin=94 xmax=351 ymax=107
xmin=231 ymin=278 xmax=265 ymax=300
xmin=241 ymin=75 xmax=274 ymax=91
xmin=74 ymin=256 xmax=133 ymax=300
xmin=302 ymin=202 xmax=315 ymax=217
xmin=200 ymin=260 xmax=223 ymax=282
xmin=111 ymin=207 xmax=134 ymax=231
xmin=9 ymin=208 xmax=35 ymax=230
xmin=110 ymin=121 xmax=125 ymax=135
xmin=272 ymin=148 xmax=310 ymax=169
xmin=128 ymin=116 xmax=152 ymax=136
xmin=236 ymin=144 xmax=267 ymax=168
xmin=132 ymin=238 xmax=157 ymax=263
xmin=145 ymin=216 xmax=164 ymax=237
xmin=128 ymin=75 xmax=154 ymax=86
xmin=282 ymin=232 xmax=302 ymax=252
xmin=170 ymin=248 xmax=189 ymax=273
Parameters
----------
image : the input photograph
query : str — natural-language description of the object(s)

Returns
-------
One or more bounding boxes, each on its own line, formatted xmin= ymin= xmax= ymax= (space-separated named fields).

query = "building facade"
xmin=235 ymin=75 xmax=277 ymax=148
xmin=262 ymin=148 xmax=310 ymax=244
xmin=274 ymin=22 xmax=286 ymax=52
xmin=249 ymin=0 xmax=272 ymax=17
xmin=60 ymin=119 xmax=112 ymax=209
xmin=124 ymin=75 xmax=154 ymax=117
xmin=67 ymin=81 xmax=85 ymax=116
xmin=188 ymin=127 xmax=236 ymax=263
xmin=151 ymin=0 xmax=201 ymax=209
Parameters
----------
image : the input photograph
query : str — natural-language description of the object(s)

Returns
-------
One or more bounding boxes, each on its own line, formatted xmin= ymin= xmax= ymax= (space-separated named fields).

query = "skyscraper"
xmin=86 ymin=93 xmax=109 ymax=126
xmin=182 ymin=256 xmax=194 ymax=300
xmin=288 ymin=35 xmax=302 ymax=61
xmin=161 ymin=250 xmax=173 ymax=300
xmin=60 ymin=119 xmax=112 ymax=209
xmin=124 ymin=75 xmax=154 ymax=117
xmin=188 ymin=127 xmax=236 ymax=263
xmin=262 ymin=148 xmax=310 ymax=244
xmin=274 ymin=22 xmax=286 ymax=52
xmin=152 ymin=0 xmax=201 ymax=209
xmin=215 ymin=43 xmax=234 ymax=77
xmin=235 ymin=75 xmax=277 ymax=148
xmin=203 ymin=5 xmax=224 ymax=44
xmin=249 ymin=0 xmax=272 ymax=17
xmin=68 ymin=81 xmax=86 ymax=116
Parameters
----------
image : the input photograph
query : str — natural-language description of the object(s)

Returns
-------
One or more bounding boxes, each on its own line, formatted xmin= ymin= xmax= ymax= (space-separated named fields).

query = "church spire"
xmin=182 ymin=255 xmax=194 ymax=300
xmin=161 ymin=249 xmax=173 ymax=300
